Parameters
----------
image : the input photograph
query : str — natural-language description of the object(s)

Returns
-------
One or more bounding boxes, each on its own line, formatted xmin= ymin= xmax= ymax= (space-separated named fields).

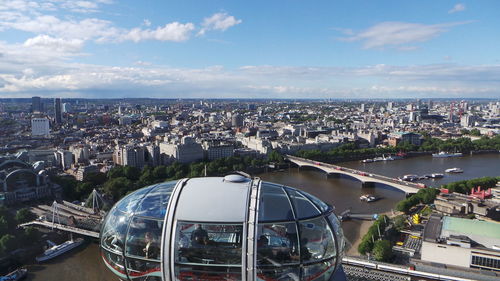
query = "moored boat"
xmin=361 ymin=159 xmax=374 ymax=163
xmin=399 ymin=174 xmax=419 ymax=182
xmin=382 ymin=154 xmax=394 ymax=161
xmin=1 ymin=268 xmax=27 ymax=281
xmin=432 ymin=152 xmax=463 ymax=158
xmin=36 ymin=238 xmax=84 ymax=262
xmin=430 ymin=173 xmax=444 ymax=178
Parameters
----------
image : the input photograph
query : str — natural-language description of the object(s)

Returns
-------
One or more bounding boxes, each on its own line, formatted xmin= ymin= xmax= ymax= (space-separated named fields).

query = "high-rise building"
xmin=231 ymin=113 xmax=244 ymax=127
xmin=387 ymin=102 xmax=393 ymax=110
xmin=31 ymin=117 xmax=50 ymax=136
xmin=54 ymin=98 xmax=62 ymax=124
xmin=32 ymin=96 xmax=42 ymax=113
xmin=460 ymin=114 xmax=476 ymax=128
xmin=360 ymin=103 xmax=365 ymax=112
xmin=62 ymin=103 xmax=72 ymax=113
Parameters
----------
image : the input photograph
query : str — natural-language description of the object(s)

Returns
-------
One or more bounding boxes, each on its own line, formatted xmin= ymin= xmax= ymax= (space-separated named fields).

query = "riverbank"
xmin=346 ymin=219 xmax=373 ymax=256
xmin=345 ymin=210 xmax=395 ymax=256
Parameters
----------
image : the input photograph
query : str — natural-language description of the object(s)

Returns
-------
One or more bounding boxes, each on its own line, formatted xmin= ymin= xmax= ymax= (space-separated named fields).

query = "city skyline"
xmin=0 ymin=1 xmax=499 ymax=99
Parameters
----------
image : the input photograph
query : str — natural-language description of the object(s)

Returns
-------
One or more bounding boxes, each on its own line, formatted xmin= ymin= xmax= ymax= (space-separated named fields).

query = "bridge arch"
xmin=0 ymin=159 xmax=31 ymax=170
xmin=4 ymin=169 xmax=38 ymax=192
xmin=286 ymin=156 xmax=420 ymax=194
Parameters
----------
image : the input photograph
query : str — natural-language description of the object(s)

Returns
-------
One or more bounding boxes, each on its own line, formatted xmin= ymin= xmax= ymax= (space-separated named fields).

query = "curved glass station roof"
xmin=100 ymin=176 xmax=345 ymax=281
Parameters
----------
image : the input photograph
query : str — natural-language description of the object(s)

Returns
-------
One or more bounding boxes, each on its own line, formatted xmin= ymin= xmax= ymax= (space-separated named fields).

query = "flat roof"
xmin=423 ymin=214 xmax=443 ymax=242
xmin=442 ymin=217 xmax=500 ymax=240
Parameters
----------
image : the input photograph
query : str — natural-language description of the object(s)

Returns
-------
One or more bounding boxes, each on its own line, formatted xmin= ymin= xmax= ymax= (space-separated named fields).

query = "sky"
xmin=0 ymin=0 xmax=499 ymax=99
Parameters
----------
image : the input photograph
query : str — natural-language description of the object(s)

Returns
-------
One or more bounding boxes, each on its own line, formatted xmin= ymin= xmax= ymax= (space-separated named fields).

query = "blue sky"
xmin=0 ymin=0 xmax=499 ymax=99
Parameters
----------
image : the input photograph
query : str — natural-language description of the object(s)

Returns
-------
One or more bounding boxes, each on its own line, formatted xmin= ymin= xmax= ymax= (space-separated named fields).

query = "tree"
xmin=138 ymin=167 xmax=155 ymax=186
xmin=470 ymin=128 xmax=481 ymax=136
xmin=15 ymin=208 xmax=36 ymax=224
xmin=0 ymin=234 xmax=17 ymax=254
xmin=396 ymin=199 xmax=412 ymax=213
xmin=372 ymin=240 xmax=392 ymax=262
xmin=393 ymin=215 xmax=407 ymax=231
xmin=267 ymin=150 xmax=284 ymax=163
xmin=152 ymin=166 xmax=168 ymax=180
xmin=22 ymin=227 xmax=40 ymax=245
xmin=0 ymin=217 xmax=8 ymax=235
xmin=358 ymin=238 xmax=373 ymax=255
xmin=123 ymin=166 xmax=141 ymax=181
xmin=108 ymin=166 xmax=126 ymax=179
xmin=76 ymin=182 xmax=94 ymax=199
xmin=103 ymin=177 xmax=133 ymax=199
xmin=85 ymin=172 xmax=107 ymax=185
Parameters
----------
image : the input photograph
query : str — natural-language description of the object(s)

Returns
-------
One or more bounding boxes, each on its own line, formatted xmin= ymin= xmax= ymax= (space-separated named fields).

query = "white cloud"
xmin=198 ymin=12 xmax=242 ymax=36
xmin=142 ymin=19 xmax=151 ymax=27
xmin=449 ymin=3 xmax=466 ymax=14
xmin=339 ymin=21 xmax=471 ymax=49
xmin=123 ymin=22 xmax=195 ymax=42
xmin=61 ymin=1 xmax=99 ymax=13
xmin=0 ymin=50 xmax=498 ymax=99
xmin=24 ymin=34 xmax=84 ymax=53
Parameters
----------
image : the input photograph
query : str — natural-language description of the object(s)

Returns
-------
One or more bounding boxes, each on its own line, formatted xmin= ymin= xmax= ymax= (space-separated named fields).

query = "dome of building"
xmin=100 ymin=175 xmax=345 ymax=281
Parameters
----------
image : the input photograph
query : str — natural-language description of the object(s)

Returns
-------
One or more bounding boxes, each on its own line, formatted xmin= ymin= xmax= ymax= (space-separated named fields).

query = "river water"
xmin=25 ymin=154 xmax=500 ymax=280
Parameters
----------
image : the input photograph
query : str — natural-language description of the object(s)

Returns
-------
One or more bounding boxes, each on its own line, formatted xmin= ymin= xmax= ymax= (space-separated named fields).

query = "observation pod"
xmin=100 ymin=175 xmax=346 ymax=281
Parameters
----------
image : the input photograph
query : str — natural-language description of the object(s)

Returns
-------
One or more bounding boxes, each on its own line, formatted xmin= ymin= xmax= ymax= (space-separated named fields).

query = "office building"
xmin=160 ymin=137 xmax=204 ymax=164
xmin=31 ymin=117 xmax=50 ymax=136
xmin=32 ymin=96 xmax=43 ymax=112
xmin=54 ymin=98 xmax=62 ymax=124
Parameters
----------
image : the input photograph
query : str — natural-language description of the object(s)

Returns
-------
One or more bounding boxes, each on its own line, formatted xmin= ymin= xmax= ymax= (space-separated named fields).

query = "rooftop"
xmin=442 ymin=216 xmax=500 ymax=240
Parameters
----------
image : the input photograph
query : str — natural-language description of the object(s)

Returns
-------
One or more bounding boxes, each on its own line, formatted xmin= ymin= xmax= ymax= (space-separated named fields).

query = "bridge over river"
xmin=19 ymin=220 xmax=100 ymax=238
xmin=286 ymin=155 xmax=423 ymax=194
xmin=19 ymin=190 xmax=105 ymax=239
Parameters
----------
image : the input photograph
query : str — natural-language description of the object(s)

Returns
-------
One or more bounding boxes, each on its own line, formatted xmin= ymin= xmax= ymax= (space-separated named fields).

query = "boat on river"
xmin=399 ymin=174 xmax=419 ymax=182
xmin=0 ymin=268 xmax=27 ymax=281
xmin=445 ymin=167 xmax=463 ymax=173
xmin=36 ymin=238 xmax=84 ymax=262
xmin=382 ymin=154 xmax=394 ymax=161
xmin=432 ymin=152 xmax=463 ymax=158
xmin=359 ymin=194 xmax=378 ymax=202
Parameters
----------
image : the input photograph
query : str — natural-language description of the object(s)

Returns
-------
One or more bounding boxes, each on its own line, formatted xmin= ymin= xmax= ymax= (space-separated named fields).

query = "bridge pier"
xmin=361 ymin=182 xmax=375 ymax=188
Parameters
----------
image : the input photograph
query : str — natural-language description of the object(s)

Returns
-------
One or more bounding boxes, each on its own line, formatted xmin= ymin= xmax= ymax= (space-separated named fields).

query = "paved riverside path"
xmin=286 ymin=155 xmax=423 ymax=194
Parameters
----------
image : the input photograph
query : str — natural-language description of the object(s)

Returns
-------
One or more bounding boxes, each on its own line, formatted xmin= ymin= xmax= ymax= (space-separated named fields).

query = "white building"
xmin=160 ymin=137 xmax=204 ymax=164
xmin=114 ymin=145 xmax=146 ymax=169
xmin=202 ymin=141 xmax=234 ymax=161
xmin=55 ymin=150 xmax=73 ymax=170
xmin=421 ymin=215 xmax=500 ymax=272
xmin=460 ymin=114 xmax=476 ymax=128
xmin=119 ymin=116 xmax=132 ymax=126
xmin=31 ymin=117 xmax=50 ymax=136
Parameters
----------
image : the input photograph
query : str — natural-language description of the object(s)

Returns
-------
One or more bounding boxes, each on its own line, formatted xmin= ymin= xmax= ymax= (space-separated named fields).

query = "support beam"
xmin=361 ymin=182 xmax=375 ymax=188
xmin=326 ymin=173 xmax=340 ymax=179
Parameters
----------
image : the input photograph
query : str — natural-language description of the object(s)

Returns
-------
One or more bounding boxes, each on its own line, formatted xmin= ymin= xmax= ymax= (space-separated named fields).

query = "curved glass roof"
xmin=100 ymin=178 xmax=342 ymax=281
xmin=114 ymin=181 xmax=177 ymax=218
xmin=258 ymin=182 xmax=332 ymax=222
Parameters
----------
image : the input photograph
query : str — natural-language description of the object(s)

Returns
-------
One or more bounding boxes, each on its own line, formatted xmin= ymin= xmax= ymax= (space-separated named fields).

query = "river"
xmin=24 ymin=154 xmax=500 ymax=280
